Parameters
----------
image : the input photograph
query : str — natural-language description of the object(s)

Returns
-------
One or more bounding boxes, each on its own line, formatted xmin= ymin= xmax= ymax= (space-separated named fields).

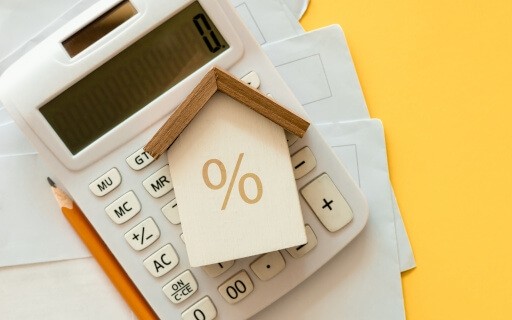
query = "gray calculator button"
xmin=286 ymin=225 xmax=317 ymax=258
xmin=89 ymin=168 xmax=121 ymax=196
xmin=218 ymin=270 xmax=254 ymax=304
xmin=285 ymin=131 xmax=299 ymax=147
xmin=124 ymin=218 xmax=160 ymax=251
xmin=202 ymin=260 xmax=235 ymax=278
xmin=143 ymin=244 xmax=179 ymax=278
xmin=301 ymin=173 xmax=353 ymax=232
xmin=143 ymin=165 xmax=173 ymax=198
xmin=241 ymin=71 xmax=260 ymax=88
xmin=182 ymin=296 xmax=217 ymax=320
xmin=126 ymin=147 xmax=154 ymax=171
xmin=162 ymin=198 xmax=180 ymax=224
xmin=105 ymin=191 xmax=141 ymax=224
xmin=163 ymin=270 xmax=198 ymax=304
xmin=250 ymin=251 xmax=285 ymax=281
xmin=291 ymin=147 xmax=317 ymax=179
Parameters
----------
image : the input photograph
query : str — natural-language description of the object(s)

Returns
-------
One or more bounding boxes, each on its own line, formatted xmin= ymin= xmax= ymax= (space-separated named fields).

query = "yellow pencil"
xmin=47 ymin=178 xmax=158 ymax=320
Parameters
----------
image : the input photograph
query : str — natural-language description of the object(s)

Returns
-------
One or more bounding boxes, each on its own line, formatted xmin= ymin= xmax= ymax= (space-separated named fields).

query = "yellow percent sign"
xmin=202 ymin=153 xmax=263 ymax=210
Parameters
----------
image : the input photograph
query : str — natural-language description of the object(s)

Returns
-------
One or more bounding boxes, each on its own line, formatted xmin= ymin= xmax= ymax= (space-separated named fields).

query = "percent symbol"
xmin=202 ymin=153 xmax=263 ymax=210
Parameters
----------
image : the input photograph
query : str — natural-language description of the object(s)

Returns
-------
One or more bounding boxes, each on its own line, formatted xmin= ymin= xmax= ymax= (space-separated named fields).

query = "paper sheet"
xmin=0 ymin=0 xmax=76 ymax=65
xmin=263 ymin=25 xmax=416 ymax=271
xmin=0 ymin=0 xmax=101 ymax=76
xmin=0 ymin=122 xmax=36 ymax=156
xmin=281 ymin=0 xmax=310 ymax=20
xmin=0 ymin=154 xmax=90 ymax=267
xmin=0 ymin=258 xmax=134 ymax=319
xmin=255 ymin=119 xmax=405 ymax=319
xmin=0 ymin=107 xmax=13 ymax=126
xmin=231 ymin=0 xmax=304 ymax=45
xmin=263 ymin=25 xmax=369 ymax=123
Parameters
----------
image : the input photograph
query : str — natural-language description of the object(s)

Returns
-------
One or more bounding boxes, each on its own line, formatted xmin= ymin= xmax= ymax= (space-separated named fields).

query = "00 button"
xmin=218 ymin=270 xmax=254 ymax=304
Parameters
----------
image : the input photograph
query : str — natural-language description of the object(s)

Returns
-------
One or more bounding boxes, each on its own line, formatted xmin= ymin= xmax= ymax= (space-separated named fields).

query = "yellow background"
xmin=302 ymin=1 xmax=512 ymax=319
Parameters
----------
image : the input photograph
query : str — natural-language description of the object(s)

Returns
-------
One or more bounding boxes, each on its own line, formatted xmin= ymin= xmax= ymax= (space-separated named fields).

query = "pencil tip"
xmin=47 ymin=177 xmax=56 ymax=187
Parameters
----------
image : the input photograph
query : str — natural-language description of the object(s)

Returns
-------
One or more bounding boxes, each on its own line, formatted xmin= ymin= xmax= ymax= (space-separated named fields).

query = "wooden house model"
xmin=145 ymin=67 xmax=310 ymax=267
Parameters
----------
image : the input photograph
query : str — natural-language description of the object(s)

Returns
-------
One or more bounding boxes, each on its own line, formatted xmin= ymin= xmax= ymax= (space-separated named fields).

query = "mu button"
xmin=89 ymin=168 xmax=121 ymax=197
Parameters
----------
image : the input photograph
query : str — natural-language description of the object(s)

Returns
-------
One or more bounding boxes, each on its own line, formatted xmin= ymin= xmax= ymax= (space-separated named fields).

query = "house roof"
xmin=144 ymin=67 xmax=310 ymax=158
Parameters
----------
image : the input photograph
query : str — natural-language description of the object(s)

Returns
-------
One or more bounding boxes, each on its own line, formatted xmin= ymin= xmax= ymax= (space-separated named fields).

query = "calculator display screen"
xmin=40 ymin=1 xmax=229 ymax=155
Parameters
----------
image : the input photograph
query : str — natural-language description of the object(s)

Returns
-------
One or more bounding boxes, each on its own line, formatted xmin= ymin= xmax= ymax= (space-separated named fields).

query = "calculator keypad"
xmin=182 ymin=296 xmax=217 ymax=320
xmin=98 ymin=70 xmax=361 ymax=318
xmin=105 ymin=191 xmax=141 ymax=224
xmin=143 ymin=244 xmax=179 ymax=278
xmin=163 ymin=270 xmax=198 ymax=304
xmin=143 ymin=165 xmax=173 ymax=198
xmin=250 ymin=251 xmax=286 ymax=281
xmin=218 ymin=270 xmax=254 ymax=304
xmin=89 ymin=167 xmax=121 ymax=196
xmin=301 ymin=173 xmax=353 ymax=232
xmin=124 ymin=217 xmax=160 ymax=251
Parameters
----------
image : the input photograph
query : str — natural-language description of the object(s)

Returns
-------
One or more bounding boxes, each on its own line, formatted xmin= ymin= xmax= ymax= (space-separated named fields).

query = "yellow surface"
xmin=302 ymin=1 xmax=512 ymax=319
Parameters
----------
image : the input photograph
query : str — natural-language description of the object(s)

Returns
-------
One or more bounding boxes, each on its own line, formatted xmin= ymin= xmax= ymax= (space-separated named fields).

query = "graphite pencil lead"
xmin=47 ymin=177 xmax=56 ymax=187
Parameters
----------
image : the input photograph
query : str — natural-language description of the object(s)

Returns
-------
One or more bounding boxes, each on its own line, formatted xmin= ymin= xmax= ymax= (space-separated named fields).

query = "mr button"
xmin=143 ymin=165 xmax=173 ymax=198
xmin=143 ymin=244 xmax=179 ymax=277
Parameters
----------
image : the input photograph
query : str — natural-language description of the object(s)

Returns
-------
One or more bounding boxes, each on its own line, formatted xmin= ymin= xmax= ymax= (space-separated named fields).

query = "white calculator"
xmin=0 ymin=0 xmax=369 ymax=319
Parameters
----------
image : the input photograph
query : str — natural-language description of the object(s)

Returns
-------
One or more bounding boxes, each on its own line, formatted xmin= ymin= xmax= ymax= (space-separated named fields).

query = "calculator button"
xmin=301 ymin=174 xmax=353 ymax=232
xmin=182 ymin=296 xmax=217 ymax=320
xmin=218 ymin=270 xmax=254 ymax=304
xmin=291 ymin=147 xmax=317 ymax=179
xmin=163 ymin=270 xmax=198 ymax=304
xmin=241 ymin=71 xmax=260 ymax=89
xmin=143 ymin=165 xmax=173 ymax=198
xmin=105 ymin=191 xmax=141 ymax=224
xmin=285 ymin=131 xmax=299 ymax=147
xmin=202 ymin=260 xmax=235 ymax=278
xmin=89 ymin=168 xmax=121 ymax=196
xmin=162 ymin=198 xmax=180 ymax=224
xmin=124 ymin=218 xmax=160 ymax=251
xmin=143 ymin=244 xmax=179 ymax=278
xmin=126 ymin=147 xmax=154 ymax=171
xmin=286 ymin=225 xmax=317 ymax=258
xmin=180 ymin=233 xmax=185 ymax=243
xmin=250 ymin=251 xmax=285 ymax=281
